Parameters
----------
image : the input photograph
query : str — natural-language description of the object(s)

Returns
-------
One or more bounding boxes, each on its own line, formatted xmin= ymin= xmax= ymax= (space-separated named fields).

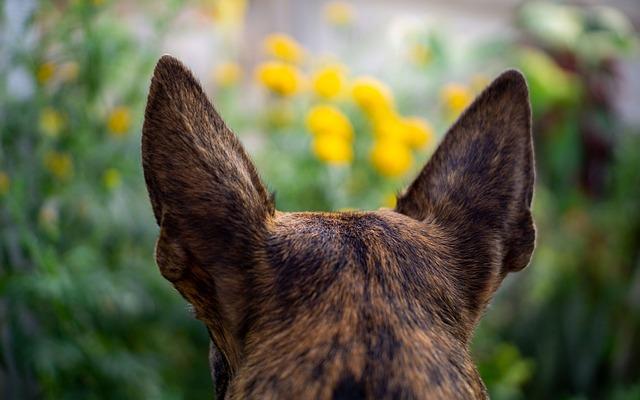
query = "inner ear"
xmin=396 ymin=70 xmax=535 ymax=317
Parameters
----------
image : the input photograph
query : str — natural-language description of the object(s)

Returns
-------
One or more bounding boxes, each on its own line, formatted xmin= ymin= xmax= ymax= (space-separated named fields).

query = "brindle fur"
xmin=142 ymin=55 xmax=535 ymax=399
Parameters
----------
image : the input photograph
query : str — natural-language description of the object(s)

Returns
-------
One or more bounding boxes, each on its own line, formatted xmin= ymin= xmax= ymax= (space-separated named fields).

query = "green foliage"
xmin=474 ymin=3 xmax=640 ymax=398
xmin=1 ymin=1 xmax=210 ymax=398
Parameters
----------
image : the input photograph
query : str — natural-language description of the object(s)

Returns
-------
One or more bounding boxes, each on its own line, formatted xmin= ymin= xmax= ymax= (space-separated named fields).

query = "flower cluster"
xmin=256 ymin=61 xmax=303 ymax=97
xmin=34 ymin=57 xmax=133 ymax=188
xmin=306 ymin=64 xmax=352 ymax=164
xmin=255 ymin=34 xmax=306 ymax=97
xmin=312 ymin=65 xmax=347 ymax=100
xmin=351 ymin=77 xmax=434 ymax=177
xmin=253 ymin=30 xmax=437 ymax=177
xmin=264 ymin=33 xmax=305 ymax=63
xmin=306 ymin=104 xmax=353 ymax=164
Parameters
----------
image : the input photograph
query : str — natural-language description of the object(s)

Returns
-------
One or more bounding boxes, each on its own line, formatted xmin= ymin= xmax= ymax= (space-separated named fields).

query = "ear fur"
xmin=396 ymin=70 xmax=535 ymax=316
xmin=142 ymin=55 xmax=273 ymax=370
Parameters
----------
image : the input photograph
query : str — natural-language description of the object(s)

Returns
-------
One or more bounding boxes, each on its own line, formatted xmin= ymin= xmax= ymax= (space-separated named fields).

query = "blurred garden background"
xmin=1 ymin=0 xmax=640 ymax=398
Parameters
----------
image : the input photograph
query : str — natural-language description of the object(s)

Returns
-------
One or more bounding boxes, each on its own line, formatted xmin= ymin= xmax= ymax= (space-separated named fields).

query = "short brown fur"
xmin=142 ymin=55 xmax=535 ymax=399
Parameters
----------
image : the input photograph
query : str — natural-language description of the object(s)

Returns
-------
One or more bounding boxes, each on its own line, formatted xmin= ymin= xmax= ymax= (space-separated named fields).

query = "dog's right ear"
xmin=142 ymin=55 xmax=273 ymax=371
xmin=395 ymin=70 xmax=535 ymax=325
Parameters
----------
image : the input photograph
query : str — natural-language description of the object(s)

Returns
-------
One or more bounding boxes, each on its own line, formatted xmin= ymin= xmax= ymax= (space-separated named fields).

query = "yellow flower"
xmin=263 ymin=33 xmax=304 ymax=64
xmin=441 ymin=83 xmax=472 ymax=117
xmin=324 ymin=1 xmax=354 ymax=26
xmin=39 ymin=107 xmax=65 ymax=137
xmin=103 ymin=168 xmax=121 ymax=189
xmin=409 ymin=43 xmax=433 ymax=66
xmin=306 ymin=104 xmax=353 ymax=140
xmin=37 ymin=62 xmax=56 ymax=85
xmin=213 ymin=61 xmax=242 ymax=87
xmin=372 ymin=112 xmax=434 ymax=150
xmin=207 ymin=0 xmax=247 ymax=27
xmin=312 ymin=133 xmax=353 ymax=165
xmin=383 ymin=192 xmax=397 ymax=208
xmin=59 ymin=62 xmax=80 ymax=82
xmin=402 ymin=117 xmax=434 ymax=149
xmin=372 ymin=112 xmax=404 ymax=141
xmin=351 ymin=76 xmax=394 ymax=115
xmin=312 ymin=65 xmax=347 ymax=99
xmin=107 ymin=106 xmax=131 ymax=136
xmin=44 ymin=151 xmax=73 ymax=180
xmin=0 ymin=172 xmax=9 ymax=196
xmin=255 ymin=61 xmax=303 ymax=96
xmin=370 ymin=138 xmax=413 ymax=177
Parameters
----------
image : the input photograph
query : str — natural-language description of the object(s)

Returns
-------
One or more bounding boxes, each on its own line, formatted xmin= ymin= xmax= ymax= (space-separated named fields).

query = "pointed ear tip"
xmin=155 ymin=54 xmax=182 ymax=70
xmin=152 ymin=55 xmax=188 ymax=79
xmin=498 ymin=68 xmax=526 ymax=81
xmin=494 ymin=69 xmax=529 ymax=96
xmin=145 ymin=54 xmax=206 ymax=117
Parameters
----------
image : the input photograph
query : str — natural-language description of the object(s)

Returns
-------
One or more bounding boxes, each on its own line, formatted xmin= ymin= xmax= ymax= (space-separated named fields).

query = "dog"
xmin=141 ymin=55 xmax=535 ymax=399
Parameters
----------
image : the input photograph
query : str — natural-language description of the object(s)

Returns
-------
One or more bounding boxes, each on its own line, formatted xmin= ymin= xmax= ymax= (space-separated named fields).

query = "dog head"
xmin=142 ymin=55 xmax=535 ymax=399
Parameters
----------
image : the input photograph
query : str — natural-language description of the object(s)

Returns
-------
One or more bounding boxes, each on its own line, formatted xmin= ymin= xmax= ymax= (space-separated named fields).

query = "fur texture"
xmin=142 ymin=55 xmax=535 ymax=399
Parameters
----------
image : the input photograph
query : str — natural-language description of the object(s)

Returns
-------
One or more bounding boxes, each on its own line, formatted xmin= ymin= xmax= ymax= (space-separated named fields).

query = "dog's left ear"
xmin=396 ymin=70 xmax=535 ymax=318
xmin=142 ymin=55 xmax=273 ymax=370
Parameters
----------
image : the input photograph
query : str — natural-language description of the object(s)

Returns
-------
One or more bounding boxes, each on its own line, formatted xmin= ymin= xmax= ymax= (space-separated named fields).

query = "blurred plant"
xmin=306 ymin=104 xmax=354 ymax=165
xmin=263 ymin=33 xmax=305 ymax=64
xmin=370 ymin=138 xmax=412 ymax=178
xmin=519 ymin=2 xmax=637 ymax=63
xmin=255 ymin=60 xmax=304 ymax=97
xmin=246 ymin=27 xmax=439 ymax=211
xmin=39 ymin=107 xmax=66 ymax=137
xmin=0 ymin=172 xmax=10 ymax=196
xmin=311 ymin=64 xmax=348 ymax=100
xmin=107 ymin=106 xmax=132 ymax=137
xmin=1 ymin=0 xmax=212 ymax=398
xmin=306 ymin=105 xmax=353 ymax=139
xmin=472 ymin=2 xmax=640 ymax=399
xmin=212 ymin=61 xmax=243 ymax=87
xmin=350 ymin=77 xmax=434 ymax=177
xmin=351 ymin=76 xmax=395 ymax=115
xmin=43 ymin=151 xmax=74 ymax=181
xmin=36 ymin=62 xmax=56 ymax=85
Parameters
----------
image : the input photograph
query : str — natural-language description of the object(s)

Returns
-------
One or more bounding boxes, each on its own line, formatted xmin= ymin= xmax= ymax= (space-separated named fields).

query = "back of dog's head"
xmin=142 ymin=55 xmax=535 ymax=399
